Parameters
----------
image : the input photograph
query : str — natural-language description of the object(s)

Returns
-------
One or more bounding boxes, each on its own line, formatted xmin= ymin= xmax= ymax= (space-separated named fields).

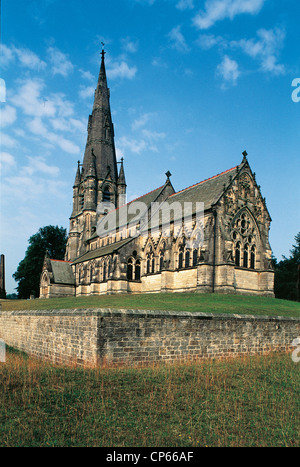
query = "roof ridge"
xmin=103 ymin=184 xmax=165 ymax=217
xmin=170 ymin=165 xmax=238 ymax=198
xmin=125 ymin=184 xmax=165 ymax=206
xmin=50 ymin=259 xmax=72 ymax=263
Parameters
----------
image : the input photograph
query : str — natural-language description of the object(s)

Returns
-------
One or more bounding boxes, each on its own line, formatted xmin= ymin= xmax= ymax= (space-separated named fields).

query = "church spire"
xmin=82 ymin=46 xmax=118 ymax=185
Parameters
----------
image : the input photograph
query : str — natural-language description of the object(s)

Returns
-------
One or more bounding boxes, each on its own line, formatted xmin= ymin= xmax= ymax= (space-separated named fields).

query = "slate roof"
xmin=89 ymin=184 xmax=166 ymax=240
xmin=50 ymin=260 xmax=75 ymax=285
xmin=72 ymin=237 xmax=134 ymax=265
xmin=169 ymin=165 xmax=238 ymax=212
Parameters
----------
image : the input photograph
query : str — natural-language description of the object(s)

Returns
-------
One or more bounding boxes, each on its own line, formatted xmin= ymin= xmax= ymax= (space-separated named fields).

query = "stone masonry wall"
xmin=0 ymin=309 xmax=299 ymax=367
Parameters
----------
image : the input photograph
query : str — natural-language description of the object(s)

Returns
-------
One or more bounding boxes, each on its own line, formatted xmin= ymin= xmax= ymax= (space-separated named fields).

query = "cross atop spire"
xmin=101 ymin=42 xmax=106 ymax=61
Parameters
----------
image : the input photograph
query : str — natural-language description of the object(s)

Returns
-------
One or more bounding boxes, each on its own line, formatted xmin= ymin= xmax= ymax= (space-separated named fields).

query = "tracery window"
xmin=232 ymin=211 xmax=257 ymax=269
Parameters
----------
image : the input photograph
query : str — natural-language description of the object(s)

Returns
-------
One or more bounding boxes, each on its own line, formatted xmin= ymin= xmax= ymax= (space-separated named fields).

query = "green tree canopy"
xmin=274 ymin=232 xmax=300 ymax=302
xmin=13 ymin=225 xmax=67 ymax=299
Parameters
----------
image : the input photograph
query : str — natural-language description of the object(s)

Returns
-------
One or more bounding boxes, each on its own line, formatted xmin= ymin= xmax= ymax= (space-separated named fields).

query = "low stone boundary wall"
xmin=0 ymin=309 xmax=299 ymax=366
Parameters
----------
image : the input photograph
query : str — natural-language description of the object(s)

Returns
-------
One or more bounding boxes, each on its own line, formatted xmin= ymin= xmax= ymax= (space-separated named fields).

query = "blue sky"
xmin=0 ymin=0 xmax=299 ymax=294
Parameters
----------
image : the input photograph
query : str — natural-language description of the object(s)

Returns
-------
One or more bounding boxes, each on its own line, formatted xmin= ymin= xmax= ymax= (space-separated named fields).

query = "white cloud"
xmin=79 ymin=69 xmax=95 ymax=82
xmin=0 ymin=44 xmax=15 ymax=68
xmin=196 ymin=34 xmax=226 ymax=50
xmin=9 ymin=78 xmax=81 ymax=154
xmin=176 ymin=0 xmax=194 ymax=10
xmin=193 ymin=0 xmax=267 ymax=30
xmin=216 ymin=55 xmax=240 ymax=87
xmin=47 ymin=46 xmax=74 ymax=77
xmin=23 ymin=156 xmax=60 ymax=176
xmin=0 ymin=151 xmax=16 ymax=170
xmin=117 ymin=136 xmax=147 ymax=155
xmin=27 ymin=117 xmax=80 ymax=154
xmin=13 ymin=47 xmax=47 ymax=70
xmin=107 ymin=61 xmax=137 ymax=80
xmin=232 ymin=27 xmax=286 ymax=75
xmin=0 ymin=44 xmax=46 ymax=70
xmin=141 ymin=129 xmax=166 ymax=141
xmin=168 ymin=25 xmax=190 ymax=52
xmin=79 ymin=85 xmax=95 ymax=99
xmin=1 ymin=105 xmax=17 ymax=127
xmin=0 ymin=133 xmax=18 ymax=148
xmin=10 ymin=79 xmax=56 ymax=118
xmin=131 ymin=113 xmax=152 ymax=131
xmin=121 ymin=37 xmax=139 ymax=54
xmin=4 ymin=174 xmax=67 ymax=201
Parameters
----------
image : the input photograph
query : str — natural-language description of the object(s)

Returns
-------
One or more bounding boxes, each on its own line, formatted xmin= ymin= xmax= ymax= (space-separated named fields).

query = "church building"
xmin=40 ymin=50 xmax=275 ymax=298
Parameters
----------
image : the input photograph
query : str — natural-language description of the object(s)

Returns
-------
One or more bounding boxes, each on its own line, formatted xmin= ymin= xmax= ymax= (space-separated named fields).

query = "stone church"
xmin=40 ymin=50 xmax=275 ymax=299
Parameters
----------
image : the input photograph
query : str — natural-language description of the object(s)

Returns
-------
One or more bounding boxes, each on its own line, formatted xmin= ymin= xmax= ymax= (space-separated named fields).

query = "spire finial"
xmin=165 ymin=170 xmax=172 ymax=180
xmin=242 ymin=150 xmax=248 ymax=161
xmin=101 ymin=42 xmax=106 ymax=60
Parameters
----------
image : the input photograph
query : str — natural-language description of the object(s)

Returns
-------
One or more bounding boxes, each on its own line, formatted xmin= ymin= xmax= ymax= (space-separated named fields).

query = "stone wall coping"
xmin=1 ymin=308 xmax=299 ymax=323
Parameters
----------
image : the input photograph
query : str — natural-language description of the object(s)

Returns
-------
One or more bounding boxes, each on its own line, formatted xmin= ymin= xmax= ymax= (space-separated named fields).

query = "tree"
xmin=274 ymin=232 xmax=300 ymax=302
xmin=13 ymin=225 xmax=67 ymax=299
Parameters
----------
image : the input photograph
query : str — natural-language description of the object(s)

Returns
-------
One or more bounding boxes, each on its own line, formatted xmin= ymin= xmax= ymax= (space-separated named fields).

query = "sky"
xmin=0 ymin=0 xmax=299 ymax=294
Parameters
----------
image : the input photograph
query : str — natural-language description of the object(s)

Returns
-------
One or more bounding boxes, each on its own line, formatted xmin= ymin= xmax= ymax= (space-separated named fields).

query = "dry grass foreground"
xmin=0 ymin=346 xmax=299 ymax=447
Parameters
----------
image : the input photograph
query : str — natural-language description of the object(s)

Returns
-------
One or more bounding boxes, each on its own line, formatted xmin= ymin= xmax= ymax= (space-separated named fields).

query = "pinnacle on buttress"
xmin=117 ymin=157 xmax=126 ymax=186
xmin=74 ymin=160 xmax=81 ymax=187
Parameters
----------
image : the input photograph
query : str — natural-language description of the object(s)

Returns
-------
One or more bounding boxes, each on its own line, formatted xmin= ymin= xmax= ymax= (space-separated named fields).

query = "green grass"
xmin=1 ymin=292 xmax=300 ymax=317
xmin=0 ymin=347 xmax=299 ymax=447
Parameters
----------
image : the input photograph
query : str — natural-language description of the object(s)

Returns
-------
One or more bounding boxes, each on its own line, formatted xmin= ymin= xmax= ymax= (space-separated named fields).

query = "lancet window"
xmin=127 ymin=256 xmax=142 ymax=281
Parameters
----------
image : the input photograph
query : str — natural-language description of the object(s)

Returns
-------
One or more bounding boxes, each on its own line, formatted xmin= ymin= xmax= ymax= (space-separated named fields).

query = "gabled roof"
xmin=49 ymin=259 xmax=75 ymax=285
xmin=169 ymin=165 xmax=239 ymax=212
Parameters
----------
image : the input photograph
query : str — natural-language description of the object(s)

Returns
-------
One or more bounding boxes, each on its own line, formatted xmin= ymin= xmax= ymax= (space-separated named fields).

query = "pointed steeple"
xmin=117 ymin=157 xmax=126 ymax=186
xmin=82 ymin=47 xmax=118 ymax=184
xmin=117 ymin=157 xmax=127 ymax=207
xmin=74 ymin=161 xmax=81 ymax=187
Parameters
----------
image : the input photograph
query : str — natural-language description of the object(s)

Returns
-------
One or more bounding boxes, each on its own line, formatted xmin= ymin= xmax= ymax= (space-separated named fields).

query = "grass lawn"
xmin=0 ymin=346 xmax=299 ymax=447
xmin=1 ymin=292 xmax=300 ymax=318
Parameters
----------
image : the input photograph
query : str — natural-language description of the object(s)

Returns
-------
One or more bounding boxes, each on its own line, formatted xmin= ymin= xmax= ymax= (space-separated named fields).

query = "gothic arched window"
xmin=146 ymin=256 xmax=150 ymax=274
xmin=127 ymin=258 xmax=133 ymax=281
xmin=235 ymin=242 xmax=241 ymax=267
xmin=185 ymin=250 xmax=190 ymax=268
xmin=102 ymin=261 xmax=107 ymax=282
xmin=250 ymin=246 xmax=256 ymax=269
xmin=243 ymin=244 xmax=249 ymax=268
xmin=159 ymin=254 xmax=164 ymax=271
xmin=135 ymin=259 xmax=141 ymax=280
xmin=151 ymin=256 xmax=155 ymax=274
xmin=193 ymin=249 xmax=198 ymax=266
xmin=178 ymin=251 xmax=183 ymax=269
